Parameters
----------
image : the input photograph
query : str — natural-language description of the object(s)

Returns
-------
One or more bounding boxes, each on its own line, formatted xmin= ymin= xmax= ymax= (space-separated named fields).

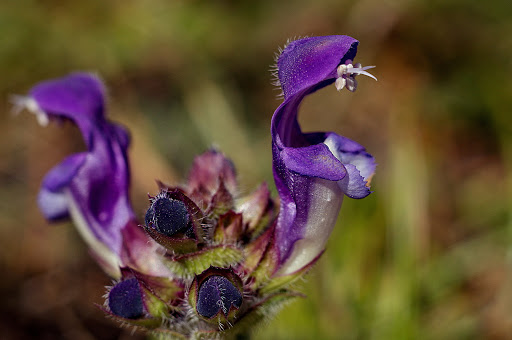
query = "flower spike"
xmin=19 ymin=34 xmax=377 ymax=339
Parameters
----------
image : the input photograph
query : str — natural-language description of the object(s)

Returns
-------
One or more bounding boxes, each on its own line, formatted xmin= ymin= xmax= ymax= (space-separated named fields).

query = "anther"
xmin=335 ymin=63 xmax=377 ymax=92
xmin=10 ymin=95 xmax=50 ymax=126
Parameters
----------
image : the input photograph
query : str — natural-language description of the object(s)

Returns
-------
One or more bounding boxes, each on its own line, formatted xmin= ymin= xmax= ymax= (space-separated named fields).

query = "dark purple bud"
xmin=197 ymin=275 xmax=242 ymax=319
xmin=108 ymin=278 xmax=144 ymax=319
xmin=145 ymin=197 xmax=189 ymax=237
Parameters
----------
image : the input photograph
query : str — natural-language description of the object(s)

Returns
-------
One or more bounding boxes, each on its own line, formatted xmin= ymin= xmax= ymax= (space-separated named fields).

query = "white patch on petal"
xmin=276 ymin=178 xmax=343 ymax=276
xmin=10 ymin=95 xmax=49 ymax=126
xmin=324 ymin=135 xmax=373 ymax=181
xmin=37 ymin=189 xmax=69 ymax=219
xmin=324 ymin=135 xmax=341 ymax=161
xmin=66 ymin=189 xmax=122 ymax=279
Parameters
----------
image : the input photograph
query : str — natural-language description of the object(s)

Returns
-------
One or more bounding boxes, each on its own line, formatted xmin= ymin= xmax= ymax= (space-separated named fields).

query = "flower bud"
xmin=145 ymin=196 xmax=190 ymax=237
xmin=188 ymin=267 xmax=243 ymax=326
xmin=197 ymin=275 xmax=242 ymax=319
xmin=108 ymin=278 xmax=144 ymax=319
xmin=142 ymin=190 xmax=206 ymax=254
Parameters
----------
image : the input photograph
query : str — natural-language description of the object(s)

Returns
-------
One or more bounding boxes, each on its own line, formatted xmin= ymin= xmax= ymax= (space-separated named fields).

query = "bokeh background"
xmin=1 ymin=1 xmax=511 ymax=339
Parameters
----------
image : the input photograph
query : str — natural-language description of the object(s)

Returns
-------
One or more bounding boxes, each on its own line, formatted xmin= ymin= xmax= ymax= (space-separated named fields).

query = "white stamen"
xmin=336 ymin=63 xmax=377 ymax=81
xmin=335 ymin=63 xmax=377 ymax=92
xmin=10 ymin=95 xmax=49 ymax=126
xmin=336 ymin=64 xmax=349 ymax=77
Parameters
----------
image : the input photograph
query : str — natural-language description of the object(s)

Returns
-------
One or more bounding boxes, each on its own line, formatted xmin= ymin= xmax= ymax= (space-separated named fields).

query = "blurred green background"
xmin=1 ymin=0 xmax=511 ymax=339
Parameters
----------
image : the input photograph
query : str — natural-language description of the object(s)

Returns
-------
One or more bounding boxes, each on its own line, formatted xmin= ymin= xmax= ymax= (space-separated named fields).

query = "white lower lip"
xmin=276 ymin=178 xmax=343 ymax=276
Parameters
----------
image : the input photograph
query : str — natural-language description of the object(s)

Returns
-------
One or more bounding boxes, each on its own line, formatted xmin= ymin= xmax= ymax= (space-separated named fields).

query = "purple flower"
xmin=271 ymin=36 xmax=377 ymax=276
xmin=13 ymin=73 xmax=169 ymax=278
